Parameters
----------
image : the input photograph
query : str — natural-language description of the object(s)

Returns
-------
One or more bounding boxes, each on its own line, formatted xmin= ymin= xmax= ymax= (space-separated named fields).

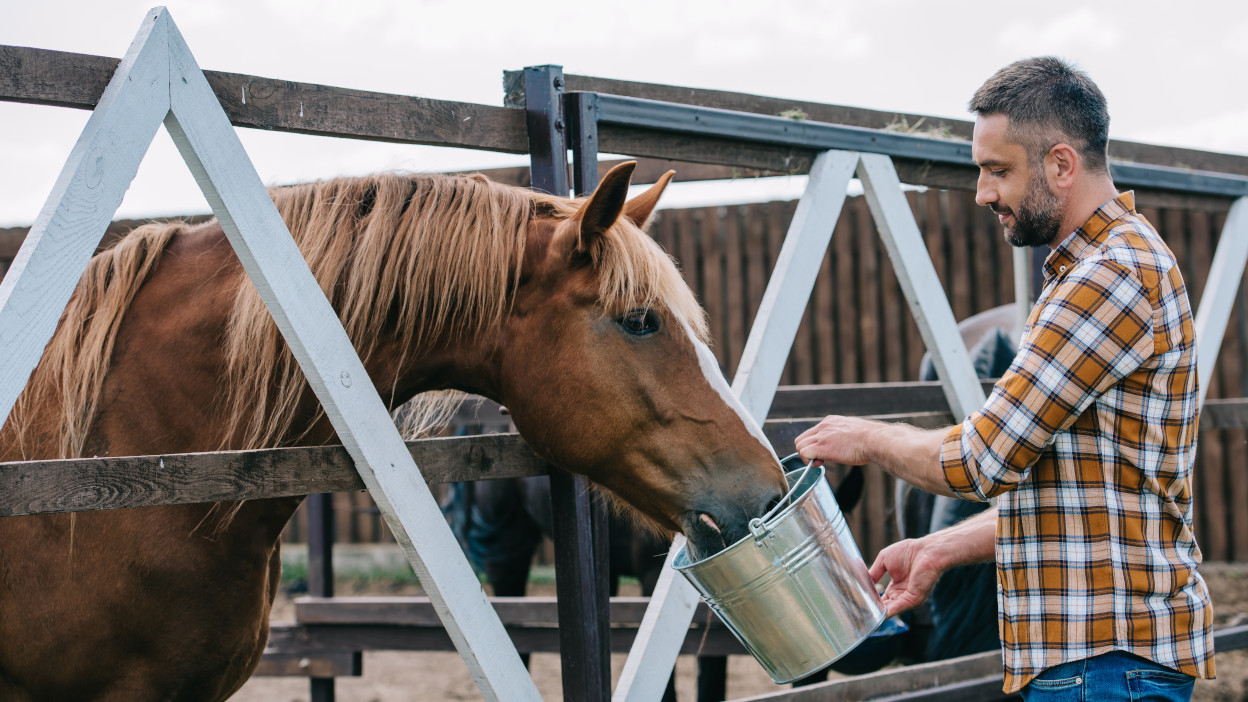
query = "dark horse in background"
xmin=0 ymin=162 xmax=789 ymax=701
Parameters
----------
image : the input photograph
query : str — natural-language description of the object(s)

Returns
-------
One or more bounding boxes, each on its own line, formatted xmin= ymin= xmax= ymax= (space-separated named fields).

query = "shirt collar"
xmin=1042 ymin=191 xmax=1136 ymax=282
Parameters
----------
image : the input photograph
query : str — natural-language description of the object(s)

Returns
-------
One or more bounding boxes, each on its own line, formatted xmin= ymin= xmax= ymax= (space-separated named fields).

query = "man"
xmin=795 ymin=57 xmax=1215 ymax=699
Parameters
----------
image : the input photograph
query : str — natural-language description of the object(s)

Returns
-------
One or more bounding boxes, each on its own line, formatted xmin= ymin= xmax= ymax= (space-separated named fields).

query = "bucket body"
xmin=673 ymin=457 xmax=886 ymax=683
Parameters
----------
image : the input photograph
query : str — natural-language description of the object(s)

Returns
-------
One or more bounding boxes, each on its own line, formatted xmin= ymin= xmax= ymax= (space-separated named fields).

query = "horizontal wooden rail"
xmin=0 ymin=45 xmax=528 ymax=153
xmin=266 ymin=595 xmax=749 ymax=657
xmin=0 ymin=432 xmax=546 ymax=517
xmin=3 ymin=389 xmax=1245 ymax=517
xmin=252 ymin=651 xmax=361 ymax=678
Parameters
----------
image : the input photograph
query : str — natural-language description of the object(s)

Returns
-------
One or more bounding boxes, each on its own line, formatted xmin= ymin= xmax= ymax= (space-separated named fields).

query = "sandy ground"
xmin=232 ymin=563 xmax=1248 ymax=701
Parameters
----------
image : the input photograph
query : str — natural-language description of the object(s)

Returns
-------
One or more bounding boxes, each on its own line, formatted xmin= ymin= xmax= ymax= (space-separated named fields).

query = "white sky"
xmin=1 ymin=0 xmax=1246 ymax=226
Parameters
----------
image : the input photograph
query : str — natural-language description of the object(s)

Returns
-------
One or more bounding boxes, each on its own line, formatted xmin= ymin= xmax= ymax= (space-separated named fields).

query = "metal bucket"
xmin=673 ymin=454 xmax=887 ymax=684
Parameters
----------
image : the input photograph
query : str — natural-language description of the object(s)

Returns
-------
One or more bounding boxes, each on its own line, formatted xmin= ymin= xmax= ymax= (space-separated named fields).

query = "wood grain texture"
xmin=253 ymin=651 xmax=361 ymax=677
xmin=0 ymin=45 xmax=527 ymax=153
xmin=0 ymin=433 xmax=546 ymax=517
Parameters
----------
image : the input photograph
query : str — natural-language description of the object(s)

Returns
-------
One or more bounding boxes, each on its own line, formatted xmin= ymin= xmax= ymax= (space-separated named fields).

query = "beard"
xmin=991 ymin=173 xmax=1064 ymax=248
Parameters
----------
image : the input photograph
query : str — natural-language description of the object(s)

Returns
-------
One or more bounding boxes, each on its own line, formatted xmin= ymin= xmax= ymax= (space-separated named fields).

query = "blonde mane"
xmin=6 ymin=171 xmax=706 ymax=459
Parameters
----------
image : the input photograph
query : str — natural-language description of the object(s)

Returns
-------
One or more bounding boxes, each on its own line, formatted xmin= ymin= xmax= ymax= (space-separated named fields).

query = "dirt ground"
xmin=232 ymin=563 xmax=1248 ymax=701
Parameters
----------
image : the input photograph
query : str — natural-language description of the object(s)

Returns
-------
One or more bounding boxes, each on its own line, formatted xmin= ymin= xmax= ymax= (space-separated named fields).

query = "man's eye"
xmin=618 ymin=309 xmax=660 ymax=336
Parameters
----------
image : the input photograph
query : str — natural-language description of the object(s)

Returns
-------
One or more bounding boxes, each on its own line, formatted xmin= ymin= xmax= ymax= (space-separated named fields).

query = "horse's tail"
xmin=8 ymin=222 xmax=182 ymax=459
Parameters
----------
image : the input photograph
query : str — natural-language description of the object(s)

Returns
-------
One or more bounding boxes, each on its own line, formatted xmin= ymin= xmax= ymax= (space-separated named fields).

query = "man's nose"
xmin=975 ymin=172 xmax=995 ymax=207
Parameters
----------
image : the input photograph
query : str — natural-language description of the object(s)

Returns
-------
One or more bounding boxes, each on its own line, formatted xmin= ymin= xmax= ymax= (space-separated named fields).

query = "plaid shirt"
xmin=941 ymin=192 xmax=1215 ymax=693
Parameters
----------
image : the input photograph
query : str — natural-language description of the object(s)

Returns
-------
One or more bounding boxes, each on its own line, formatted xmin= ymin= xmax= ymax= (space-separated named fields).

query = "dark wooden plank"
xmin=699 ymin=207 xmax=727 ymax=371
xmin=549 ymin=468 xmax=611 ymax=701
xmin=815 ymin=232 xmax=836 ymax=385
xmin=880 ymin=209 xmax=905 ymax=382
xmin=0 ymin=433 xmax=548 ymax=517
xmin=306 ymin=493 xmax=335 ymax=598
xmin=744 ymin=203 xmax=768 ymax=361
xmin=724 ymin=205 xmax=746 ymax=375
xmin=253 ymin=651 xmax=361 ymax=677
xmin=296 ymin=595 xmax=674 ymax=626
xmin=268 ymin=621 xmax=750 ymax=657
xmin=0 ymin=45 xmax=528 ymax=153
xmin=945 ymin=191 xmax=973 ymax=321
xmin=833 ymin=204 xmax=857 ymax=384
xmin=855 ymin=197 xmax=883 ymax=383
xmin=677 ymin=207 xmax=700 ymax=301
xmin=7 ymin=395 xmax=1245 ymax=518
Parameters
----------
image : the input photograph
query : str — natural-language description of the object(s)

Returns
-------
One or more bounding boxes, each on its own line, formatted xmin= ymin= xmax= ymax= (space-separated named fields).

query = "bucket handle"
xmin=748 ymin=461 xmax=814 ymax=540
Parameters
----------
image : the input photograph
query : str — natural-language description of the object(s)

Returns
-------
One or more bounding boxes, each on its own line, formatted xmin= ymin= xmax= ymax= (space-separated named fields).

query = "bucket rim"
xmin=674 ymin=461 xmax=825 ymax=571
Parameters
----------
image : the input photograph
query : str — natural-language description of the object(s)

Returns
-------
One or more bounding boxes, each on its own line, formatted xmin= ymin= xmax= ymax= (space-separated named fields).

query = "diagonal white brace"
xmin=857 ymin=153 xmax=986 ymax=418
xmin=156 ymin=12 xmax=538 ymax=701
xmin=0 ymin=7 xmax=540 ymax=700
xmin=0 ymin=9 xmax=169 ymax=430
xmin=1194 ymin=196 xmax=1248 ymax=408
xmin=614 ymin=150 xmax=859 ymax=702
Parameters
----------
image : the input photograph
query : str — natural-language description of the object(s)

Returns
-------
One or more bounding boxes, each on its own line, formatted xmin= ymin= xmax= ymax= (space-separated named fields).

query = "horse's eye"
xmin=619 ymin=309 xmax=659 ymax=336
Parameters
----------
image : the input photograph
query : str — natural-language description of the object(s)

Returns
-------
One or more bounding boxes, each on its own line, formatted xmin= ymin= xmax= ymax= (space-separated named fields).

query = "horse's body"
xmin=0 ymin=163 xmax=785 ymax=701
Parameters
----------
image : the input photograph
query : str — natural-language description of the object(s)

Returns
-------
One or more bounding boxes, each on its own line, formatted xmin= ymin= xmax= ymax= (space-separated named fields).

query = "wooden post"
xmin=306 ymin=492 xmax=336 ymax=702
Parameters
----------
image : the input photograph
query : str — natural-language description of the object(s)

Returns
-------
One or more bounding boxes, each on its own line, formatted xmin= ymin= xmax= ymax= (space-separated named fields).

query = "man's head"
xmin=969 ymin=57 xmax=1111 ymax=247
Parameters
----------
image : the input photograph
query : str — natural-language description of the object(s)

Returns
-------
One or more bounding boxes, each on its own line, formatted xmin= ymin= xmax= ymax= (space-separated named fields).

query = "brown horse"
xmin=0 ymin=162 xmax=785 ymax=701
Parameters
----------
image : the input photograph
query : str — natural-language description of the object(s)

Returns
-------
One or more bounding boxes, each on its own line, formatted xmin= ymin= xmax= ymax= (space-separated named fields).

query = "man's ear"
xmin=1047 ymin=143 xmax=1079 ymax=189
xmin=623 ymin=170 xmax=676 ymax=229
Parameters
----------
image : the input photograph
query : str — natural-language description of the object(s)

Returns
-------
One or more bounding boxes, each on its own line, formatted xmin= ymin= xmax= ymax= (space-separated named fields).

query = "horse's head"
xmin=494 ymin=162 xmax=786 ymax=558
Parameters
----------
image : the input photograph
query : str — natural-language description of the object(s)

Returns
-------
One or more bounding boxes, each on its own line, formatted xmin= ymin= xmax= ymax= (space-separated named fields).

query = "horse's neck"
xmin=83 ymin=223 xmax=244 ymax=457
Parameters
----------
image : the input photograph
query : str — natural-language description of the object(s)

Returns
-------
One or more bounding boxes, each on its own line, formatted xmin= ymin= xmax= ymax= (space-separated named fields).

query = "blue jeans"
xmin=1022 ymin=651 xmax=1195 ymax=701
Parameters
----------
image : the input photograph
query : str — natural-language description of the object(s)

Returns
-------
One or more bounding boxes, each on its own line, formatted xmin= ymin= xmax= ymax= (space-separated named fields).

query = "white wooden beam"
xmin=0 ymin=9 xmax=169 ymax=431
xmin=1194 ymin=196 xmax=1248 ymax=408
xmin=857 ymin=153 xmax=986 ymax=418
xmin=1013 ymin=247 xmax=1033 ymax=335
xmin=615 ymin=150 xmax=858 ymax=702
xmin=157 ymin=13 xmax=538 ymax=701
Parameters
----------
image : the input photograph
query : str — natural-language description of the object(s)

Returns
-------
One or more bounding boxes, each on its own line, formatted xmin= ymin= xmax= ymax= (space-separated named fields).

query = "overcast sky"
xmin=2 ymin=0 xmax=1246 ymax=226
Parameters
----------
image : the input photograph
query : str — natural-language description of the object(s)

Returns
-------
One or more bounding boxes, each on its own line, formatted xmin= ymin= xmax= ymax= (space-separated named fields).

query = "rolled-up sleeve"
xmin=942 ymin=258 xmax=1156 ymax=501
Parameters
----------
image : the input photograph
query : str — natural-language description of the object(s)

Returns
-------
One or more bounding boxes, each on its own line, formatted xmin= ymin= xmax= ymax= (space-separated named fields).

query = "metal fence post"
xmin=525 ymin=65 xmax=611 ymax=702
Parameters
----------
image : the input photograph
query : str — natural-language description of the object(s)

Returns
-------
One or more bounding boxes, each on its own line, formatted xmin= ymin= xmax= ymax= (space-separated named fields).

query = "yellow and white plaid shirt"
xmin=941 ymin=192 xmax=1215 ymax=693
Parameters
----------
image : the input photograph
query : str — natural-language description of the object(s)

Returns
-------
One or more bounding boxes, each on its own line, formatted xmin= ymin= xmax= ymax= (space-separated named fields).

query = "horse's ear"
xmin=575 ymin=161 xmax=636 ymax=256
xmin=624 ymin=170 xmax=675 ymax=229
